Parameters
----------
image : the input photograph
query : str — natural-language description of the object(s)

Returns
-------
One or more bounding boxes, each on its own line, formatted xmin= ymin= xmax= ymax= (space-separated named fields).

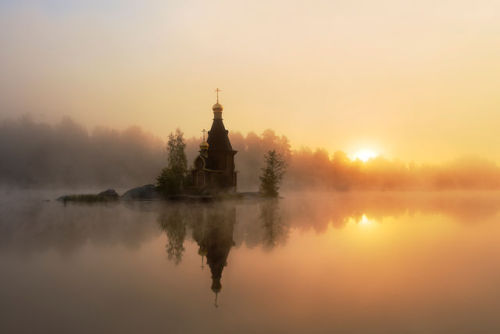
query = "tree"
xmin=157 ymin=129 xmax=187 ymax=196
xmin=259 ymin=150 xmax=287 ymax=197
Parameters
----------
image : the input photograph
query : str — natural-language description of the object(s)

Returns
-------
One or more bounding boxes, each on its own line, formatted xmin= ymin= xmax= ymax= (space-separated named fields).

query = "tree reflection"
xmin=4 ymin=191 xmax=500 ymax=309
xmin=158 ymin=207 xmax=186 ymax=265
xmin=260 ymin=199 xmax=289 ymax=250
xmin=156 ymin=201 xmax=290 ymax=306
xmin=158 ymin=204 xmax=236 ymax=306
xmin=4 ymin=192 xmax=499 ymax=256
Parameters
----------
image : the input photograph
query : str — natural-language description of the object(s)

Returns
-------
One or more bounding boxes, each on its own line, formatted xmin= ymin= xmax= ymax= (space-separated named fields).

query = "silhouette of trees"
xmin=157 ymin=129 xmax=188 ymax=196
xmin=260 ymin=150 xmax=287 ymax=197
xmin=4 ymin=117 xmax=500 ymax=191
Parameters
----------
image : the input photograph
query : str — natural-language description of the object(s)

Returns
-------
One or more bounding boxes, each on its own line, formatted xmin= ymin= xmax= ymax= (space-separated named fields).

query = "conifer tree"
xmin=157 ymin=129 xmax=187 ymax=195
xmin=259 ymin=150 xmax=287 ymax=197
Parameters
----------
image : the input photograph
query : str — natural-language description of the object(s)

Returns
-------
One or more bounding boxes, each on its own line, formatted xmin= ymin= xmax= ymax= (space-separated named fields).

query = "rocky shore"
xmin=58 ymin=185 xmax=262 ymax=203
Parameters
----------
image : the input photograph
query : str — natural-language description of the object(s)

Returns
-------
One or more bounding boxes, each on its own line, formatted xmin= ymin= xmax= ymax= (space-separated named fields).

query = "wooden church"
xmin=192 ymin=90 xmax=237 ymax=192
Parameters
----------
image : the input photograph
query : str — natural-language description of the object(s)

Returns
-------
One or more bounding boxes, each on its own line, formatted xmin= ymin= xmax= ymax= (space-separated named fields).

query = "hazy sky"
xmin=1 ymin=0 xmax=499 ymax=162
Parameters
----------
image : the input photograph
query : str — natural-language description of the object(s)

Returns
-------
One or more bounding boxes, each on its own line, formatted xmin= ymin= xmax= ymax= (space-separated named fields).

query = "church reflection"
xmin=157 ymin=201 xmax=287 ymax=306
xmin=193 ymin=206 xmax=235 ymax=307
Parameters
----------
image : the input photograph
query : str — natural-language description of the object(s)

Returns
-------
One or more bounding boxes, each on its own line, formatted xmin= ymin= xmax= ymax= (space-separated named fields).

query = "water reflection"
xmin=1 ymin=192 xmax=500 ymax=255
xmin=157 ymin=201 xmax=289 ymax=305
xmin=260 ymin=200 xmax=289 ymax=250
xmin=193 ymin=206 xmax=235 ymax=306
xmin=2 ymin=192 xmax=500 ymax=332
xmin=158 ymin=207 xmax=187 ymax=265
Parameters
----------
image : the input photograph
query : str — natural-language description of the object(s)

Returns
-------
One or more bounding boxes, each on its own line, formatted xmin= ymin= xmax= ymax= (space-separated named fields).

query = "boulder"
xmin=121 ymin=184 xmax=160 ymax=200
xmin=58 ymin=188 xmax=119 ymax=203
xmin=98 ymin=189 xmax=119 ymax=199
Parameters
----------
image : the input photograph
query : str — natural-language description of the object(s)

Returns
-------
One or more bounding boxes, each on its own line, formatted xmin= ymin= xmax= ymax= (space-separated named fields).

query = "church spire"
xmin=212 ymin=88 xmax=223 ymax=119
xmin=214 ymin=291 xmax=219 ymax=308
xmin=199 ymin=129 xmax=209 ymax=156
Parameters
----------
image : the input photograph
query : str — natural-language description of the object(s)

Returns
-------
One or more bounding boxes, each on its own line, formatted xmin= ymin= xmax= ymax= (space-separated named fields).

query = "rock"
xmin=97 ymin=189 xmax=119 ymax=199
xmin=121 ymin=184 xmax=160 ymax=200
xmin=57 ymin=189 xmax=119 ymax=203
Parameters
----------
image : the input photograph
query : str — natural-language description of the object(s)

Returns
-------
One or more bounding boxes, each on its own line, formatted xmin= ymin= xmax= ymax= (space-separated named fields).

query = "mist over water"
xmin=2 ymin=117 xmax=500 ymax=332
xmin=1 ymin=191 xmax=500 ymax=333
xmin=3 ymin=116 xmax=500 ymax=191
xmin=2 ymin=1 xmax=500 ymax=332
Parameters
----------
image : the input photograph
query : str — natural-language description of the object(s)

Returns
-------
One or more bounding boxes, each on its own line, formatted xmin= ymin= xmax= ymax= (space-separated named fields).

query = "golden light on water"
xmin=2 ymin=0 xmax=500 ymax=332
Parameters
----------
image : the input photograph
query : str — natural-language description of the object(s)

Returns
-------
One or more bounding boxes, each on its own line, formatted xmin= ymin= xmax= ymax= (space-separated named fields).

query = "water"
xmin=1 ymin=191 xmax=500 ymax=333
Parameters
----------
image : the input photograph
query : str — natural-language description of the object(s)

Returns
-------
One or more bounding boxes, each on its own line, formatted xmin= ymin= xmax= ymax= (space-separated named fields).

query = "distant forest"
xmin=2 ymin=116 xmax=500 ymax=190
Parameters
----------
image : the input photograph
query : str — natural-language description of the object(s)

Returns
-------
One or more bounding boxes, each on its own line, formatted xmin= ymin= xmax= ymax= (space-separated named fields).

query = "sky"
xmin=1 ymin=0 xmax=499 ymax=162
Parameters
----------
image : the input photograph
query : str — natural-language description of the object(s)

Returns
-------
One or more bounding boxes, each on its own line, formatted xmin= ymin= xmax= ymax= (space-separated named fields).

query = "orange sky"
xmin=1 ymin=0 xmax=499 ymax=162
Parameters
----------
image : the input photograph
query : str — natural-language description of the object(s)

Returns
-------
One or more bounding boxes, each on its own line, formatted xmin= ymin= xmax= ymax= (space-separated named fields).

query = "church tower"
xmin=192 ymin=89 xmax=237 ymax=192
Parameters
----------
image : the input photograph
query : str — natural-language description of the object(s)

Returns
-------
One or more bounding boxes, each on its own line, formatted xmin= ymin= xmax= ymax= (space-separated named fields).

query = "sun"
xmin=359 ymin=214 xmax=374 ymax=226
xmin=351 ymin=149 xmax=378 ymax=162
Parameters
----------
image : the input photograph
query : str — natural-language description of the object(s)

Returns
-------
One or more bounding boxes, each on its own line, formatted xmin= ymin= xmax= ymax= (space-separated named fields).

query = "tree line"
xmin=2 ymin=116 xmax=500 ymax=191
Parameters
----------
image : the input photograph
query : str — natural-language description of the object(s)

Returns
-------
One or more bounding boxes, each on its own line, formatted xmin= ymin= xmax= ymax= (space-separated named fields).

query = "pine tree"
xmin=157 ymin=129 xmax=187 ymax=196
xmin=259 ymin=150 xmax=287 ymax=197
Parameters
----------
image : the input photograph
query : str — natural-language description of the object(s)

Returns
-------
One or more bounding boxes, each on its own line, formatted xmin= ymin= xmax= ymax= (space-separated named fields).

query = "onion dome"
xmin=212 ymin=103 xmax=223 ymax=112
xmin=200 ymin=141 xmax=209 ymax=150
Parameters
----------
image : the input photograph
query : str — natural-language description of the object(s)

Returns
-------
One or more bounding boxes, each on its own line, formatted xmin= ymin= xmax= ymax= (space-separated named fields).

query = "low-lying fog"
xmin=1 ymin=191 xmax=500 ymax=333
xmin=2 ymin=117 xmax=500 ymax=191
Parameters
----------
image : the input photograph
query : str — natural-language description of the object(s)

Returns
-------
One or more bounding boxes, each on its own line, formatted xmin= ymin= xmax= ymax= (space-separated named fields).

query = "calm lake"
xmin=1 ymin=191 xmax=500 ymax=333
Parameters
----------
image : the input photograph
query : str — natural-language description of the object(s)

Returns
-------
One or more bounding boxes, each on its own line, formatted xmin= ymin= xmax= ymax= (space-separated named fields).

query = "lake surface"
xmin=1 ymin=191 xmax=500 ymax=333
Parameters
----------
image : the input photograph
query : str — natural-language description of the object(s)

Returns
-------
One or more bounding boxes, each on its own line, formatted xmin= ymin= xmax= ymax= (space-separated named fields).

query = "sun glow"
xmin=359 ymin=214 xmax=374 ymax=226
xmin=346 ymin=214 xmax=378 ymax=228
xmin=351 ymin=149 xmax=378 ymax=162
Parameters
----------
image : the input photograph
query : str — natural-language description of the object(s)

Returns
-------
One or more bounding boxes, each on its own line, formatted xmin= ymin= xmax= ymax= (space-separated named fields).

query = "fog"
xmin=2 ymin=191 xmax=499 ymax=256
xmin=3 ymin=191 xmax=500 ymax=333
xmin=0 ymin=117 xmax=165 ymax=189
xmin=2 ymin=116 xmax=500 ymax=191
xmin=288 ymin=149 xmax=500 ymax=190
xmin=0 ymin=117 xmax=290 ymax=190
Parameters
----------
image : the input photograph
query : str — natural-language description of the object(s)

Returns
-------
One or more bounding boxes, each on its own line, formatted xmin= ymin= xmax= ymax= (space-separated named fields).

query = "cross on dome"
xmin=215 ymin=88 xmax=221 ymax=103
xmin=212 ymin=88 xmax=224 ymax=115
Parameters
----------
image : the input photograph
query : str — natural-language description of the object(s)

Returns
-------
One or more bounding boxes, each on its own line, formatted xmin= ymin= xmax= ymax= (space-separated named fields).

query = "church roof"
xmin=207 ymin=118 xmax=234 ymax=152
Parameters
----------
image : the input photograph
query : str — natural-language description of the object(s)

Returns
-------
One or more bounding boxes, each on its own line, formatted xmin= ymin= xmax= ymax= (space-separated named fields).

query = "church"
xmin=191 ymin=90 xmax=237 ymax=193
